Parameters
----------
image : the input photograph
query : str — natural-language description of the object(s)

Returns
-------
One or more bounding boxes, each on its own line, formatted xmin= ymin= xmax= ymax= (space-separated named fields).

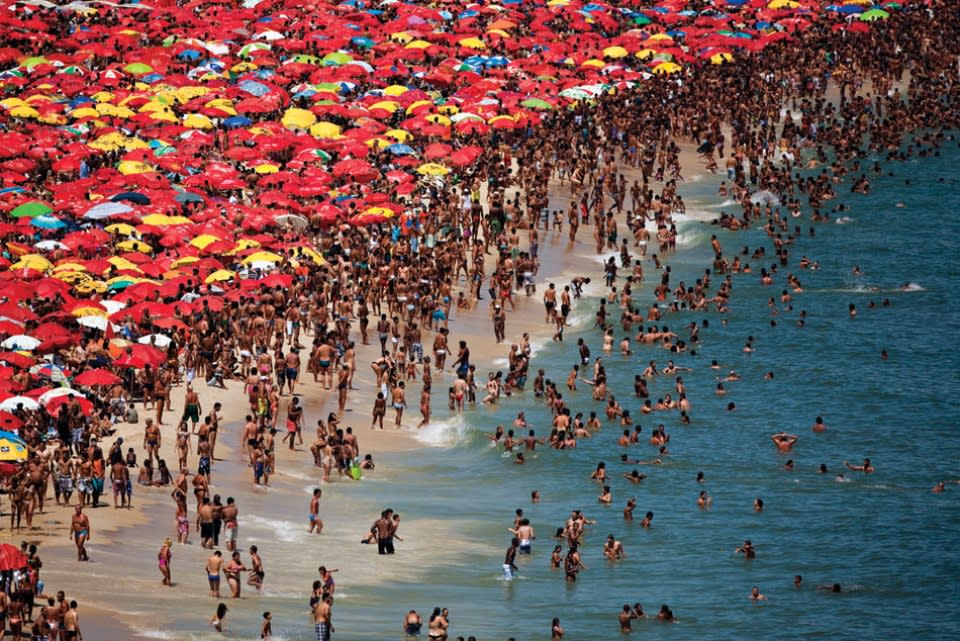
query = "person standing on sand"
xmin=70 ymin=506 xmax=89 ymax=562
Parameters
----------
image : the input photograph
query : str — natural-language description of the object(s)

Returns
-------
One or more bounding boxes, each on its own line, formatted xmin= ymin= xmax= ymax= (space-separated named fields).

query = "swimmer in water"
xmin=844 ymin=458 xmax=875 ymax=473
xmin=771 ymin=432 xmax=799 ymax=452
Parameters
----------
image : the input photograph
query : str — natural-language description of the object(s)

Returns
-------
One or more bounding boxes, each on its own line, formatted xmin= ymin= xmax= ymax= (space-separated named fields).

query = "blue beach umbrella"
xmin=110 ymin=191 xmax=150 ymax=205
xmin=386 ymin=144 xmax=416 ymax=156
xmin=31 ymin=215 xmax=67 ymax=230
xmin=224 ymin=115 xmax=253 ymax=128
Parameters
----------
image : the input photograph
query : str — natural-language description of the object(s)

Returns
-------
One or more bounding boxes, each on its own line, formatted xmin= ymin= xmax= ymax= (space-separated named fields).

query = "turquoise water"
xmin=64 ymin=141 xmax=960 ymax=641
xmin=348 ymin=142 xmax=960 ymax=641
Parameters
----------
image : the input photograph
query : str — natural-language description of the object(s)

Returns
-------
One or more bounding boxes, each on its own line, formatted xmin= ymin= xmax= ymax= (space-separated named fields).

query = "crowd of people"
xmin=0 ymin=0 xmax=953 ymax=638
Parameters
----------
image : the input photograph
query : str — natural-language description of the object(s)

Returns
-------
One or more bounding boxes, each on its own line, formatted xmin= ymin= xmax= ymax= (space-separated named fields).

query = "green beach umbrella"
xmin=631 ymin=15 xmax=651 ymax=26
xmin=290 ymin=54 xmax=321 ymax=64
xmin=11 ymin=202 xmax=52 ymax=218
xmin=321 ymin=52 xmax=353 ymax=66
xmin=521 ymin=98 xmax=553 ymax=110
xmin=123 ymin=62 xmax=153 ymax=74
xmin=19 ymin=56 xmax=48 ymax=69
xmin=859 ymin=9 xmax=890 ymax=21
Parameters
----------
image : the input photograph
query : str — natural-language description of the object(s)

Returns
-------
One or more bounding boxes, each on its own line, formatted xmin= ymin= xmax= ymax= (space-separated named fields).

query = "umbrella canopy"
xmin=74 ymin=368 xmax=122 ymax=387
xmin=0 ymin=430 xmax=28 ymax=463
xmin=0 ymin=543 xmax=28 ymax=570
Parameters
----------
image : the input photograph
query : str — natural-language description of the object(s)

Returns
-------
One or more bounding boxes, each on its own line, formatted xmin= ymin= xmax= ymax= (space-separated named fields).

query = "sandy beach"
xmin=28 ymin=131 xmax=716 ymax=637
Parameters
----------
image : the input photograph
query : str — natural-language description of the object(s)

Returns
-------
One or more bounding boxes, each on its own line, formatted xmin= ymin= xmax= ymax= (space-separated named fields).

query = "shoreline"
xmin=33 ymin=140 xmax=721 ymax=638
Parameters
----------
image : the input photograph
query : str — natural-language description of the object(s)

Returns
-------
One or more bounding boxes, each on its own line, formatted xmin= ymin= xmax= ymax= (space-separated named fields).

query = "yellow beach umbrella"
xmin=653 ymin=62 xmax=682 ymax=75
xmin=183 ymin=113 xmax=214 ymax=129
xmin=10 ymin=254 xmax=52 ymax=272
xmin=254 ymin=163 xmax=279 ymax=174
xmin=241 ymin=251 xmax=283 ymax=264
xmin=117 ymin=160 xmax=154 ymax=175
xmin=189 ymin=234 xmax=222 ymax=249
xmin=404 ymin=40 xmax=431 ymax=50
xmin=282 ymin=107 xmax=316 ymax=130
xmin=9 ymin=105 xmax=39 ymax=119
xmin=710 ymin=52 xmax=734 ymax=65
xmin=309 ymin=121 xmax=342 ymax=139
xmin=170 ymin=256 xmax=200 ymax=269
xmin=417 ymin=163 xmax=450 ymax=176
xmin=74 ymin=280 xmax=107 ymax=294
xmin=383 ymin=85 xmax=409 ymax=97
xmin=107 ymin=256 xmax=141 ymax=272
xmin=603 ymin=46 xmax=629 ymax=59
xmin=116 ymin=239 xmax=153 ymax=253
xmin=204 ymin=269 xmax=235 ymax=284
xmin=424 ymin=114 xmax=451 ymax=126
xmin=105 ymin=223 xmax=137 ymax=236
xmin=53 ymin=262 xmax=88 ymax=273
xmin=71 ymin=305 xmax=107 ymax=318
xmin=384 ymin=129 xmax=413 ymax=142
xmin=368 ymin=100 xmax=399 ymax=113
xmin=70 ymin=107 xmax=101 ymax=119
xmin=141 ymin=214 xmax=191 ymax=226
xmin=458 ymin=37 xmax=486 ymax=50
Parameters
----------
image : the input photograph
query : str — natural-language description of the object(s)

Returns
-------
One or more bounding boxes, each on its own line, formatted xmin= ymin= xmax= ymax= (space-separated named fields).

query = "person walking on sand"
xmin=158 ymin=538 xmax=172 ymax=586
xmin=70 ymin=505 xmax=90 ymax=562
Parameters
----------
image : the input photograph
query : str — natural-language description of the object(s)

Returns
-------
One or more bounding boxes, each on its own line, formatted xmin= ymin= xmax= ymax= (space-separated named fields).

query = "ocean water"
xmin=47 ymin=142 xmax=960 ymax=640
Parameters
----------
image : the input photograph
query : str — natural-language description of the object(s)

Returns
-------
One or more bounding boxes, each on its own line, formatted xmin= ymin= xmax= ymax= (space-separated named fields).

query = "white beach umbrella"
xmin=38 ymin=387 xmax=79 ymax=405
xmin=138 ymin=334 xmax=172 ymax=348
xmin=0 ymin=396 xmax=40 ymax=411
xmin=1 ymin=335 xmax=41 ymax=350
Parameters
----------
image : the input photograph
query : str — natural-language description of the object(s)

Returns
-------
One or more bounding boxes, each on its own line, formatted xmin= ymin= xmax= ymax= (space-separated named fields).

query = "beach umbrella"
xmin=31 ymin=215 xmax=67 ymax=230
xmin=0 ymin=352 xmax=34 ymax=368
xmin=0 ymin=335 xmax=40 ymax=351
xmin=416 ymin=163 xmax=450 ymax=176
xmin=138 ymin=334 xmax=172 ymax=348
xmin=74 ymin=368 xmax=122 ymax=386
xmin=10 ymin=201 xmax=51 ymax=218
xmin=46 ymin=394 xmax=93 ymax=417
xmin=37 ymin=388 xmax=78 ymax=406
xmin=0 ymin=396 xmax=39 ymax=412
xmin=0 ymin=544 xmax=27 ymax=570
xmin=0 ymin=411 xmax=22 ymax=431
xmin=29 ymin=362 xmax=69 ymax=383
xmin=859 ymin=8 xmax=889 ymax=21
xmin=0 ymin=544 xmax=30 ymax=572
xmin=83 ymin=201 xmax=134 ymax=220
